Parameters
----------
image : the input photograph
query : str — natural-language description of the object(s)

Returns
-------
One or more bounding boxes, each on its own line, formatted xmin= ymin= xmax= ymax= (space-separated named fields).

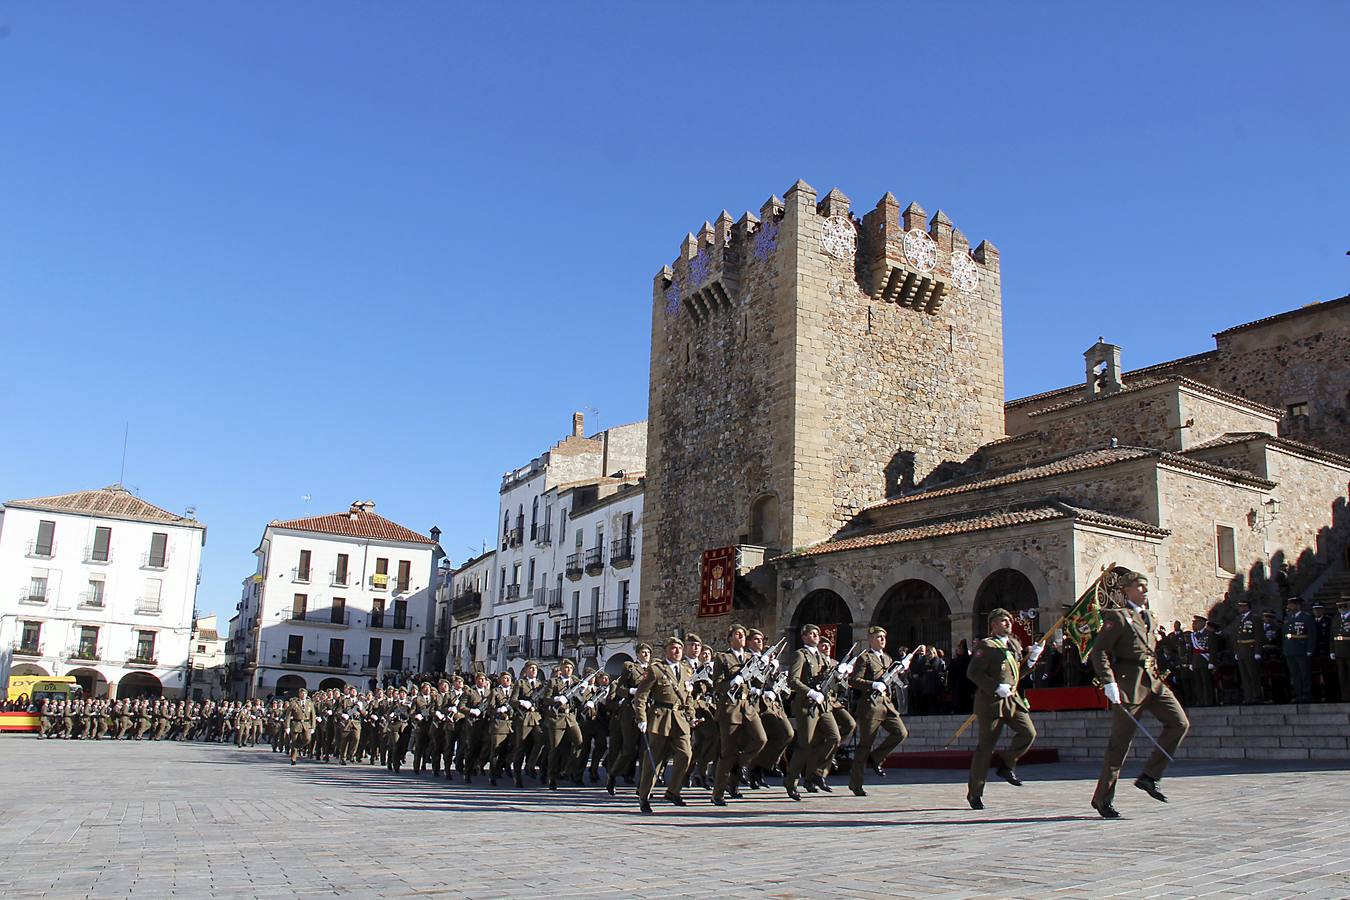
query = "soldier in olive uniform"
xmin=1089 ymin=568 xmax=1189 ymax=818
xmin=1230 ymin=598 xmax=1262 ymax=704
xmin=286 ymin=688 xmax=317 ymax=765
xmin=633 ymin=636 xmax=696 ymax=814
xmin=848 ymin=626 xmax=916 ymax=797
xmin=543 ymin=659 xmax=584 ymax=790
xmin=709 ymin=624 xmax=768 ymax=805
xmin=966 ymin=610 xmax=1040 ymax=809
xmin=605 ymin=643 xmax=651 ymax=795
xmin=1282 ymin=596 xmax=1315 ymax=703
xmin=411 ymin=682 xmax=437 ymax=774
xmin=783 ymin=624 xmax=839 ymax=801
xmin=511 ymin=661 xmax=546 ymax=786
xmin=485 ymin=671 xmax=517 ymax=785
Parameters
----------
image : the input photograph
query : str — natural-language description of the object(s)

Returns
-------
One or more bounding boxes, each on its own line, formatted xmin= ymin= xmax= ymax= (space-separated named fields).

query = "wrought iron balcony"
xmin=534 ymin=524 xmax=552 ymax=546
xmin=142 ymin=551 xmax=170 ymax=570
xmin=330 ymin=569 xmax=350 ymax=587
xmin=10 ymin=641 xmax=43 ymax=657
xmin=77 ymin=591 xmax=106 ymax=610
xmin=18 ymin=589 xmax=48 ymax=606
xmin=584 ymin=546 xmax=604 ymax=574
xmin=288 ymin=609 xmax=350 ymax=627
xmin=66 ymin=645 xmax=101 ymax=662
xmin=370 ymin=573 xmax=389 ymax=590
xmin=135 ymin=599 xmax=162 ymax=616
xmin=25 ymin=539 xmax=55 ymax=559
xmin=291 ymin=566 xmax=312 ymax=583
xmin=504 ymin=584 xmax=521 ymax=600
xmin=547 ymin=588 xmax=563 ymax=611
xmin=368 ymin=614 xmax=415 ymax=632
xmin=537 ymin=638 xmax=560 ymax=659
xmin=533 ymin=587 xmax=548 ymax=609
xmin=565 ymin=552 xmax=583 ymax=580
xmin=83 ymin=545 xmax=113 ymax=564
xmin=452 ymin=590 xmax=482 ymax=619
xmin=596 ymin=606 xmax=638 ymax=636
xmin=610 ymin=536 xmax=635 ymax=568
xmin=126 ymin=654 xmax=159 ymax=667
xmin=508 ymin=526 xmax=523 ymax=547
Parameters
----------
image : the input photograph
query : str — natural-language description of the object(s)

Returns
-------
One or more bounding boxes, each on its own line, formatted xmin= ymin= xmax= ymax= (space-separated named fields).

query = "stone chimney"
xmin=572 ymin=412 xmax=585 ymax=437
xmin=430 ymin=526 xmax=441 ymax=543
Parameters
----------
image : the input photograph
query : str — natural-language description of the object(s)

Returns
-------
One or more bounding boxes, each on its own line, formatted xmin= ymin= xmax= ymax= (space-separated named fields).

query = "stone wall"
xmin=896 ymin=703 xmax=1350 ymax=762
xmin=600 ymin=421 xmax=648 ymax=477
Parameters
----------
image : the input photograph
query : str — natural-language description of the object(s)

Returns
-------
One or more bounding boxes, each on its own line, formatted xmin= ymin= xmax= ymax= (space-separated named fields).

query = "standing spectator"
xmin=921 ymin=647 xmax=946 ymax=714
xmin=949 ymin=640 xmax=973 ymax=714
xmin=908 ymin=649 xmax=928 ymax=715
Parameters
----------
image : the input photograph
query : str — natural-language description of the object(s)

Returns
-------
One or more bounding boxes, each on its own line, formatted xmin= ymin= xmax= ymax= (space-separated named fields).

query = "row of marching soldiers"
xmin=270 ymin=623 xmax=923 ymax=814
xmin=35 ymin=697 xmax=276 ymax=743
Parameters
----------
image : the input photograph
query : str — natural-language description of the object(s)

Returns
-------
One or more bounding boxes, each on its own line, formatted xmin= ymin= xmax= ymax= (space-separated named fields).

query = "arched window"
xmin=749 ymin=494 xmax=780 ymax=547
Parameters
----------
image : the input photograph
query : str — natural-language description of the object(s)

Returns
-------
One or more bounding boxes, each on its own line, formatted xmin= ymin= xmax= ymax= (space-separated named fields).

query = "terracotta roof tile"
xmin=1025 ymin=376 xmax=1282 ymax=420
xmin=1006 ymin=350 xmax=1219 ymax=409
xmin=1184 ymin=432 xmax=1350 ymax=468
xmin=779 ymin=501 xmax=1168 ymax=560
xmin=273 ymin=509 xmax=438 ymax=545
xmin=4 ymin=484 xmax=203 ymax=528
xmin=1213 ymin=293 xmax=1350 ymax=338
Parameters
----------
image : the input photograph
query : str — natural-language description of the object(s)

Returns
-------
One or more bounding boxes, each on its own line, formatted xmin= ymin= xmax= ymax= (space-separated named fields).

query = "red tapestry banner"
xmin=698 ymin=547 xmax=737 ymax=618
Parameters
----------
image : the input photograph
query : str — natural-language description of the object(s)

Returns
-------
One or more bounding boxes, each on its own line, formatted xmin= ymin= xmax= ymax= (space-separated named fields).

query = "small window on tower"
xmin=1286 ymin=401 xmax=1309 ymax=420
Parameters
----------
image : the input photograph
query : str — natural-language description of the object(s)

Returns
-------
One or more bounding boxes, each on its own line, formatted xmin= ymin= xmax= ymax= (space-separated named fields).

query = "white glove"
xmin=807 ymin=689 xmax=825 ymax=704
xmin=414 ymin=713 xmax=423 ymax=721
xmin=1208 ymin=663 xmax=1215 ymax=670
xmin=341 ymin=713 xmax=350 ymax=721
xmin=469 ymin=708 xmax=482 ymax=717
xmin=731 ymin=675 xmax=745 ymax=687
xmin=1026 ymin=645 xmax=1043 ymax=666
xmin=684 ymin=681 xmax=693 ymax=691
xmin=1255 ymin=654 xmax=1261 ymax=660
xmin=637 ymin=720 xmax=647 ymax=733
xmin=838 ymin=663 xmax=854 ymax=676
xmin=994 ymin=684 xmax=1013 ymax=699
xmin=1308 ymin=651 xmax=1314 ymax=657
xmin=553 ymin=695 xmax=567 ymax=704
xmin=750 ymin=688 xmax=761 ymax=697
xmin=1102 ymin=683 xmax=1121 ymax=705
xmin=770 ymin=659 xmax=781 ymax=673
xmin=433 ymin=711 xmax=443 ymax=720
xmin=496 ymin=706 xmax=509 ymax=715
xmin=871 ymin=681 xmax=886 ymax=692
xmin=628 ymin=687 xmax=638 ymax=696
xmin=585 ymin=700 xmax=596 ymax=710
xmin=519 ymin=700 xmax=532 ymax=710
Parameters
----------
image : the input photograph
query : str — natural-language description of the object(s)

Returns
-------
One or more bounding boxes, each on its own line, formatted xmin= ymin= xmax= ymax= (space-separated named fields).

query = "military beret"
xmin=868 ymin=625 xmax=888 ymax=636
xmin=584 ymin=666 xmax=597 ymax=675
xmin=635 ymin=642 xmax=653 ymax=654
xmin=522 ymin=659 xmax=539 ymax=669
xmin=799 ymin=622 xmax=820 ymax=635
xmin=684 ymin=633 xmax=703 ymax=645
xmin=558 ymin=658 xmax=575 ymax=667
xmin=987 ymin=607 xmax=1013 ymax=623
xmin=746 ymin=628 xmax=764 ymax=639
xmin=728 ymin=623 xmax=748 ymax=636
xmin=664 ymin=636 xmax=684 ymax=649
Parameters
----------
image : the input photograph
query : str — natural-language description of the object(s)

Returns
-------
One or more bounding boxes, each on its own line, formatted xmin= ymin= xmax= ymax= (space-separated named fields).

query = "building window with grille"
xmin=135 ymin=631 xmax=156 ymax=663
xmin=1286 ymin=401 xmax=1309 ymax=420
xmin=34 ymin=520 xmax=55 ymax=557
xmin=20 ymin=621 xmax=41 ymax=653
xmin=293 ymin=593 xmax=308 ymax=621
xmin=90 ymin=526 xmax=112 ymax=562
xmin=78 ymin=626 xmax=99 ymax=659
xmin=148 ymin=532 xmax=169 ymax=568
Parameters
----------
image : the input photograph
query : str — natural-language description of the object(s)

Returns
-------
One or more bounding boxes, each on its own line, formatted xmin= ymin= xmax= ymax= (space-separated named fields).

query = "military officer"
xmin=966 ymin=610 xmax=1040 ymax=809
xmin=1333 ymin=598 xmax=1350 ymax=702
xmin=1310 ymin=601 xmax=1334 ymax=701
xmin=848 ymin=626 xmax=917 ymax=797
xmin=710 ymin=623 xmax=768 ymax=805
xmin=285 ymin=688 xmax=317 ymax=765
xmin=633 ymin=636 xmax=696 ymax=814
xmin=1230 ymin=598 xmax=1262 ymax=704
xmin=1186 ymin=615 xmax=1216 ymax=707
xmin=1089 ymin=568 xmax=1190 ymax=818
xmin=783 ymin=623 xmax=839 ymax=801
xmin=1282 ymin=596 xmax=1315 ymax=703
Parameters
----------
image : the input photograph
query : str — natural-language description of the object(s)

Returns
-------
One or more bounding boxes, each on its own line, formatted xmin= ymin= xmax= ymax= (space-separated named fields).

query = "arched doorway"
xmin=604 ymin=652 xmax=632 ymax=677
xmin=66 ymin=667 xmax=109 ymax=698
xmin=275 ymin=674 xmax=307 ymax=697
xmin=873 ymin=580 xmax=953 ymax=655
xmin=115 ymin=671 xmax=161 ymax=699
xmin=9 ymin=663 xmax=49 ymax=677
xmin=791 ymin=589 xmax=853 ymax=657
xmin=318 ymin=677 xmax=348 ymax=691
xmin=972 ymin=569 xmax=1040 ymax=643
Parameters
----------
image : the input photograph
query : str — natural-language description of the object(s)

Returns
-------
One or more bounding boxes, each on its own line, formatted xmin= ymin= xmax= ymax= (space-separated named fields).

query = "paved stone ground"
xmin=0 ymin=738 xmax=1347 ymax=899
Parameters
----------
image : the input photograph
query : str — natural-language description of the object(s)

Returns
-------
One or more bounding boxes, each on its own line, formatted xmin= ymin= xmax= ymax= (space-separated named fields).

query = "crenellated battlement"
xmin=654 ymin=179 xmax=998 ymax=321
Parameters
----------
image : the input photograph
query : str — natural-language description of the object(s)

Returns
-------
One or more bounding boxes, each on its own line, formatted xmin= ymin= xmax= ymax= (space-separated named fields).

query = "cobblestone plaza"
xmin=1 ymin=739 xmax=1346 ymax=898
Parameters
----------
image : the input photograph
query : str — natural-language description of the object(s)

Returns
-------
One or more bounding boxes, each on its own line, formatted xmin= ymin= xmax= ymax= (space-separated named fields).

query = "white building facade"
xmin=448 ymin=412 xmax=646 ymax=677
xmin=188 ymin=613 xmax=227 ymax=700
xmin=0 ymin=485 xmax=205 ymax=699
xmin=229 ymin=501 xmax=443 ymax=698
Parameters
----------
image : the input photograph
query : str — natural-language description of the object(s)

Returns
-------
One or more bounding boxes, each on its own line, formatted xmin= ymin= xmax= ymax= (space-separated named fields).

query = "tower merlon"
xmin=902 ymin=201 xmax=927 ymax=233
xmin=818 ymin=187 xmax=851 ymax=218
xmin=973 ymin=239 xmax=1000 ymax=269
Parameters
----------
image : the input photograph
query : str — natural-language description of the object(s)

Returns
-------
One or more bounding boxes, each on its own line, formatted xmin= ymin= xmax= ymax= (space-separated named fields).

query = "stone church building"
xmin=639 ymin=178 xmax=1350 ymax=654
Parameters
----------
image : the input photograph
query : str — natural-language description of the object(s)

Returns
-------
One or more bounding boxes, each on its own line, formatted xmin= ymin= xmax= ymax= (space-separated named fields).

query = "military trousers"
xmin=785 ymin=705 xmax=840 ymax=789
xmin=1236 ymin=656 xmax=1263 ymax=703
xmin=289 ymin=726 xmax=313 ymax=763
xmin=545 ymin=719 xmax=583 ymax=782
xmin=850 ymin=707 xmax=908 ymax=790
xmin=967 ymin=704 xmax=1035 ymax=799
xmin=1337 ymin=657 xmax=1350 ymax=702
xmin=638 ymin=729 xmax=691 ymax=802
xmin=1286 ymin=652 xmax=1313 ymax=702
xmin=754 ymin=707 xmax=794 ymax=772
xmin=713 ymin=712 xmax=766 ymax=799
xmin=1092 ymin=687 xmax=1189 ymax=806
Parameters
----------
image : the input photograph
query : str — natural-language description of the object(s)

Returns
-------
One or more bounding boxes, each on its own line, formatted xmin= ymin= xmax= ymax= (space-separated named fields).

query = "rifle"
xmin=809 ymin=641 xmax=863 ymax=710
xmin=870 ymin=645 xmax=925 ymax=697
xmin=689 ymin=663 xmax=714 ymax=692
xmin=560 ymin=671 xmax=601 ymax=705
xmin=728 ymin=637 xmax=788 ymax=701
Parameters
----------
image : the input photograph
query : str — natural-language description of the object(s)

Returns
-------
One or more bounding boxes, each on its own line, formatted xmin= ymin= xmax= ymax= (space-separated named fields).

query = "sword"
xmin=1110 ymin=700 xmax=1174 ymax=763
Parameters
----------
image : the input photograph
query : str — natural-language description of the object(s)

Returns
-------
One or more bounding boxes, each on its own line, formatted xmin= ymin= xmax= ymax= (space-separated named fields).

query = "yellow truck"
xmin=2 ymin=675 xmax=79 ymax=733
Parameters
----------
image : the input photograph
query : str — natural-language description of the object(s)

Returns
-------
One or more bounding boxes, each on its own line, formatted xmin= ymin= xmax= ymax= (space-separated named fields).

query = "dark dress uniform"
xmin=1090 ymin=606 xmax=1190 ymax=808
xmin=1283 ymin=608 xmax=1315 ymax=702
xmin=1230 ymin=608 xmax=1262 ymax=704
xmin=1332 ymin=603 xmax=1350 ymax=702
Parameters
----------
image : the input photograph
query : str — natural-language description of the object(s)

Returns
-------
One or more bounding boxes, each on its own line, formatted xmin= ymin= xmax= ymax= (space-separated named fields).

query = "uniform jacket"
xmin=787 ymin=646 xmax=830 ymax=717
xmin=1090 ymin=606 xmax=1167 ymax=704
xmin=544 ymin=675 xmax=579 ymax=728
xmin=712 ymin=648 xmax=759 ymax=723
xmin=512 ymin=677 xmax=544 ymax=727
xmin=632 ymin=658 xmax=695 ymax=738
xmin=1230 ymin=612 xmax=1260 ymax=660
xmin=285 ymin=697 xmax=316 ymax=733
xmin=1282 ymin=610 xmax=1315 ymax=656
xmin=849 ymin=648 xmax=898 ymax=718
xmin=966 ymin=636 xmax=1029 ymax=718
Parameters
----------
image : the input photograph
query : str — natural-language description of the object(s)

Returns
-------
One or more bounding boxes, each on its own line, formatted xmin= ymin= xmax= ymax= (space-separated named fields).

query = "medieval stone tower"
xmin=639 ymin=180 xmax=1006 ymax=638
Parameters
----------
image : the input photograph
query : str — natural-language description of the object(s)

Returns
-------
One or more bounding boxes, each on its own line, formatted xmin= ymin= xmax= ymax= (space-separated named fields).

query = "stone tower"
xmin=639 ymin=180 xmax=1005 ymax=638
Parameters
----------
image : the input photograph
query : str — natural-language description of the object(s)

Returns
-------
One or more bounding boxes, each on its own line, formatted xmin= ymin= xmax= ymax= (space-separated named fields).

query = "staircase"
xmin=1312 ymin=571 xmax=1350 ymax=606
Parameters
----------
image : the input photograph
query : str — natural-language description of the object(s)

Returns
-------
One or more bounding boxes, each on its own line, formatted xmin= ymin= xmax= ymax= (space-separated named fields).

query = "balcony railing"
xmin=505 ymin=635 xmax=525 ymax=655
xmin=533 ymin=587 xmax=547 ymax=609
xmin=534 ymin=524 xmax=552 ymax=546
xmin=547 ymin=588 xmax=563 ymax=611
xmin=330 ymin=569 xmax=350 ymax=587
xmin=610 ymin=536 xmax=635 ymax=567
xmin=292 ymin=566 xmax=312 ymax=583
xmin=77 ymin=591 xmax=106 ymax=610
xmin=452 ymin=590 xmax=482 ymax=619
xmin=361 ymin=654 xmax=404 ymax=670
xmin=486 ymin=638 xmax=500 ymax=657
xmin=18 ymin=589 xmax=48 ymax=606
xmin=504 ymin=584 xmax=521 ymax=600
xmin=142 ymin=551 xmax=169 ymax=570
xmin=135 ymin=599 xmax=162 ymax=616
xmin=584 ymin=546 xmax=604 ymax=574
xmin=537 ymin=638 xmax=560 ymax=659
xmin=67 ymin=645 xmax=101 ymax=661
xmin=284 ymin=652 xmax=351 ymax=670
xmin=368 ymin=614 xmax=414 ymax=631
xmin=25 ymin=539 xmax=55 ymax=559
xmin=565 ymin=552 xmax=583 ymax=580
xmin=83 ymin=546 xmax=112 ymax=564
xmin=288 ymin=609 xmax=350 ymax=626
xmin=126 ymin=654 xmax=159 ymax=667
xmin=508 ymin=526 xmax=523 ymax=547
xmin=596 ymin=606 xmax=638 ymax=636
xmin=10 ymin=641 xmax=43 ymax=657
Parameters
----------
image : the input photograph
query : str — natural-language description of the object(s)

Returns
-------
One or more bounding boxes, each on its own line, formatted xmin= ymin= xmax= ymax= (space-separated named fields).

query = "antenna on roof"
xmin=118 ymin=422 xmax=129 ymax=486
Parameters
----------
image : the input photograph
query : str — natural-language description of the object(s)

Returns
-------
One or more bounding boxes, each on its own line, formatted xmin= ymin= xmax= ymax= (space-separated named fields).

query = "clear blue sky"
xmin=2 ymin=4 xmax=1346 ymax=624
